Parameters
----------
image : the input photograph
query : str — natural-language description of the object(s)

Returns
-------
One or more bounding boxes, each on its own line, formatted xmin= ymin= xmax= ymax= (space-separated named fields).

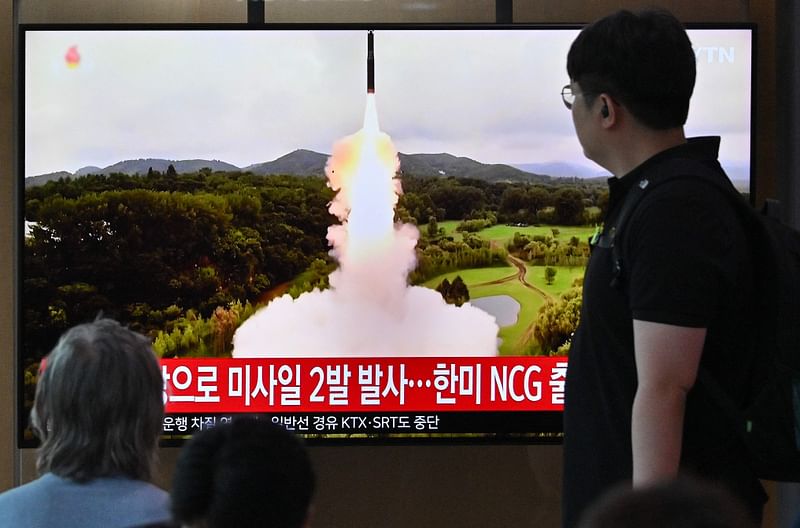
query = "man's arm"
xmin=631 ymin=319 xmax=706 ymax=486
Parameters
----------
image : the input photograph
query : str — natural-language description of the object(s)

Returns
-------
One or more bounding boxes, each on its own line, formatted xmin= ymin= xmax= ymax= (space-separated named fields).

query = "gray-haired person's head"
xmin=30 ymin=318 xmax=164 ymax=482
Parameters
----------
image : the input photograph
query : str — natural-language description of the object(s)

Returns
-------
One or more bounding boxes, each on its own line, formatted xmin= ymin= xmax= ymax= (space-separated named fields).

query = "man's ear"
xmin=598 ymin=94 xmax=617 ymax=127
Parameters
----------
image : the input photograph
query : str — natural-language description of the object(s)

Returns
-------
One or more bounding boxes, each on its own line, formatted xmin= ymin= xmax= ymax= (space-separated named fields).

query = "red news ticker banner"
xmin=161 ymin=357 xmax=568 ymax=413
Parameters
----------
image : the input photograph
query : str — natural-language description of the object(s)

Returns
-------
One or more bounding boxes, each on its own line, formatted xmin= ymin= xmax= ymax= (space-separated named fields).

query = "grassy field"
xmin=527 ymin=264 xmax=585 ymax=296
xmin=421 ymin=222 xmax=592 ymax=355
xmin=423 ymin=263 xmax=585 ymax=356
xmin=440 ymin=221 xmax=597 ymax=246
xmin=422 ymin=266 xmax=532 ymax=355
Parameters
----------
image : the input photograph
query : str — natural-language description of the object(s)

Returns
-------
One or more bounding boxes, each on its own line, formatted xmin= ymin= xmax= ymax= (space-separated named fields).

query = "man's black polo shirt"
xmin=562 ymin=137 xmax=766 ymax=528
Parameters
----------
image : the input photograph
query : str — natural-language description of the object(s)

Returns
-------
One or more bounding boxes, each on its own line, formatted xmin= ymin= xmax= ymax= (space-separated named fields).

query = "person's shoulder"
xmin=647 ymin=175 xmax=725 ymax=204
xmin=131 ymin=480 xmax=170 ymax=502
xmin=0 ymin=475 xmax=57 ymax=525
xmin=0 ymin=473 xmax=59 ymax=501
xmin=636 ymin=161 xmax=735 ymax=218
xmin=92 ymin=476 xmax=170 ymax=506
xmin=643 ymin=149 xmax=732 ymax=203
xmin=0 ymin=481 xmax=33 ymax=507
xmin=0 ymin=475 xmax=171 ymax=528
xmin=74 ymin=477 xmax=172 ymax=527
xmin=625 ymin=163 xmax=742 ymax=248
xmin=103 ymin=478 xmax=171 ymax=520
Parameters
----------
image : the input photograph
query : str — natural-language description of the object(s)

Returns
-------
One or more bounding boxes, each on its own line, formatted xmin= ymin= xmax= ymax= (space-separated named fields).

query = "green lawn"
xmin=440 ymin=221 xmax=597 ymax=246
xmin=526 ymin=264 xmax=585 ymax=295
xmin=421 ymin=266 xmax=516 ymax=287
xmin=423 ymin=264 xmax=585 ymax=356
xmin=420 ymin=222 xmax=591 ymax=355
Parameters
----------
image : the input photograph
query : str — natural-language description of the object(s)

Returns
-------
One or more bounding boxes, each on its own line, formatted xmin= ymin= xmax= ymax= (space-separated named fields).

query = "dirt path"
xmin=472 ymin=253 xmax=553 ymax=302
xmin=469 ymin=246 xmax=555 ymax=354
xmin=504 ymin=254 xmax=555 ymax=353
xmin=504 ymin=254 xmax=553 ymax=300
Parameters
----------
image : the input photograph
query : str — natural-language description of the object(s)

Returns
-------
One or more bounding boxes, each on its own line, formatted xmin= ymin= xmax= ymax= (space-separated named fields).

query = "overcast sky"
xmin=25 ymin=28 xmax=752 ymax=180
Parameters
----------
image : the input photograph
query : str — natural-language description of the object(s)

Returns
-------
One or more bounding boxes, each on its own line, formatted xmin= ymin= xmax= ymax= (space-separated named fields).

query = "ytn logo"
xmin=694 ymin=46 xmax=735 ymax=64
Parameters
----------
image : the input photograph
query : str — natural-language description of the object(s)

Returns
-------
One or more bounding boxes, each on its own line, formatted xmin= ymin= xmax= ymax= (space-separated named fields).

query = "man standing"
xmin=561 ymin=9 xmax=766 ymax=527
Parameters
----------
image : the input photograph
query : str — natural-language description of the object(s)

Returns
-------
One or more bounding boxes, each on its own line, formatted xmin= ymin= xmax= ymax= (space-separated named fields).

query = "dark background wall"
xmin=776 ymin=0 xmax=799 ymax=230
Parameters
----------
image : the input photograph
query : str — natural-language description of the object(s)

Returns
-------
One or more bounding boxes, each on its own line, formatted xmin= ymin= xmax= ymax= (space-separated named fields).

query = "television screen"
xmin=18 ymin=24 xmax=755 ymax=445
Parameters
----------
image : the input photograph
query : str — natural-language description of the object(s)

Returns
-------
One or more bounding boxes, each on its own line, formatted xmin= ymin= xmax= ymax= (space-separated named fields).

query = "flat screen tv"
xmin=18 ymin=23 xmax=755 ymax=446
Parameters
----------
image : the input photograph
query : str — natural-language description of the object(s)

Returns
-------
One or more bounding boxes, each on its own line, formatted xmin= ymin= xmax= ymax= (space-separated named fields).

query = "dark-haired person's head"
xmin=578 ymin=477 xmax=756 ymax=528
xmin=567 ymin=9 xmax=696 ymax=130
xmin=30 ymin=317 xmax=164 ymax=482
xmin=171 ymin=417 xmax=316 ymax=528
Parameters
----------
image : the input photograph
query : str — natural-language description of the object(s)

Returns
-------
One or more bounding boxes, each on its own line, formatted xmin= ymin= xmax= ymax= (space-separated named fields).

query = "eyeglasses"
xmin=561 ymin=84 xmax=594 ymax=110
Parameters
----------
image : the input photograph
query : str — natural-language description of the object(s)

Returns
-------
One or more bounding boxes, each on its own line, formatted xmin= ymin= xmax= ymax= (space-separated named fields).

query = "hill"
xmin=398 ymin=153 xmax=550 ymax=183
xmin=25 ymin=151 xmax=561 ymax=187
xmin=244 ymin=149 xmax=327 ymax=176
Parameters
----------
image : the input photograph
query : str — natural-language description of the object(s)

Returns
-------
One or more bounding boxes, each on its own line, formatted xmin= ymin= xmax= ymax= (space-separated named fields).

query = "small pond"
xmin=470 ymin=295 xmax=520 ymax=327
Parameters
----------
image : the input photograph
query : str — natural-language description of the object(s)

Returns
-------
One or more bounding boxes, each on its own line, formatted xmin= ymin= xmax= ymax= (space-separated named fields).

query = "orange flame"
xmin=325 ymin=94 xmax=402 ymax=263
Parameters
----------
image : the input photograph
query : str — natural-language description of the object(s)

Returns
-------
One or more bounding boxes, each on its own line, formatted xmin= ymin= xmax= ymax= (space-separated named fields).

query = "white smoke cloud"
xmin=232 ymin=96 xmax=498 ymax=358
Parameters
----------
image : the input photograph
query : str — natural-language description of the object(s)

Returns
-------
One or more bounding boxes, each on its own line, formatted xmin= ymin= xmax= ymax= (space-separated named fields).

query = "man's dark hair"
xmin=30 ymin=318 xmax=164 ymax=482
xmin=171 ymin=417 xmax=316 ymax=528
xmin=567 ymin=9 xmax=696 ymax=129
xmin=578 ymin=477 xmax=755 ymax=528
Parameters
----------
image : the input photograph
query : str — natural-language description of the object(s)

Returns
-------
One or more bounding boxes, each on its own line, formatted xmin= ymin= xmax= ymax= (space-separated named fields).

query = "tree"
xmin=398 ymin=191 xmax=437 ymax=224
xmin=427 ymin=216 xmax=439 ymax=238
xmin=500 ymin=187 xmax=529 ymax=220
xmin=435 ymin=278 xmax=451 ymax=299
xmin=22 ymin=171 xmax=335 ymax=361
xmin=527 ymin=187 xmax=551 ymax=214
xmin=429 ymin=183 xmax=486 ymax=220
xmin=534 ymin=287 xmax=582 ymax=355
xmin=449 ymin=276 xmax=470 ymax=306
xmin=435 ymin=275 xmax=470 ymax=306
xmin=166 ymin=164 xmax=177 ymax=177
xmin=553 ymin=188 xmax=586 ymax=225
xmin=597 ymin=189 xmax=610 ymax=216
xmin=212 ymin=305 xmax=239 ymax=357
xmin=456 ymin=218 xmax=491 ymax=233
xmin=545 ymin=266 xmax=558 ymax=285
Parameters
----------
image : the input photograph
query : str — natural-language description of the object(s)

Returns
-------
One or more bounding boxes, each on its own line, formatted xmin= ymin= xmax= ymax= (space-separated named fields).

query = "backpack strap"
xmin=594 ymin=177 xmax=653 ymax=289
xmin=605 ymin=157 xmax=736 ymax=290
xmin=762 ymin=198 xmax=782 ymax=220
xmin=607 ymin=157 xmax=767 ymax=465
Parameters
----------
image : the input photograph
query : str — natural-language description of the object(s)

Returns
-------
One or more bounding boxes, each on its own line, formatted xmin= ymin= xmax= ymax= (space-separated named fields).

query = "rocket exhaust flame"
xmin=232 ymin=34 xmax=498 ymax=358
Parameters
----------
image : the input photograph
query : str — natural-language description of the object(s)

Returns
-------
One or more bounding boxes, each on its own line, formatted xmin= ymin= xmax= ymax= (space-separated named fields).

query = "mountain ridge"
xmin=25 ymin=150 xmax=560 ymax=187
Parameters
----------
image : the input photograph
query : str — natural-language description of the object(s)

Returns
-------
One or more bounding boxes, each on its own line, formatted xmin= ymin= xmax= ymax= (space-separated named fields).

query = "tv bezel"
xmin=15 ymin=21 xmax=758 ymax=448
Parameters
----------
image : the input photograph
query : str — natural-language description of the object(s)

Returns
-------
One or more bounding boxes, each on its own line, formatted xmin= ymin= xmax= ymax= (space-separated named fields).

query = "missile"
xmin=367 ymin=31 xmax=375 ymax=93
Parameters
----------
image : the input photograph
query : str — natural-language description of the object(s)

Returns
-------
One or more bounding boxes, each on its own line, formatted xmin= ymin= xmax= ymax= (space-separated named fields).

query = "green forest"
xmin=23 ymin=168 xmax=608 ymax=381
